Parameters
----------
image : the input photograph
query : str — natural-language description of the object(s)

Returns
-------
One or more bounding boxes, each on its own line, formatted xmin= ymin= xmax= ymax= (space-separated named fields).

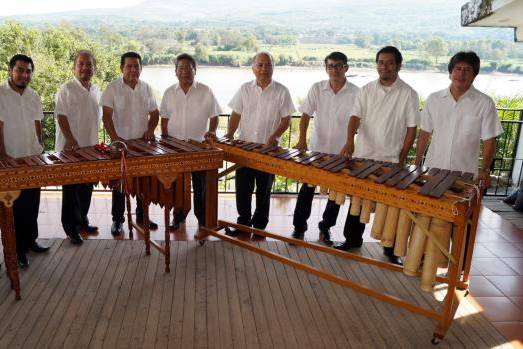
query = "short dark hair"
xmin=324 ymin=52 xmax=348 ymax=65
xmin=448 ymin=51 xmax=480 ymax=76
xmin=376 ymin=46 xmax=403 ymax=66
xmin=9 ymin=54 xmax=35 ymax=72
xmin=120 ymin=51 xmax=142 ymax=67
xmin=175 ymin=53 xmax=196 ymax=70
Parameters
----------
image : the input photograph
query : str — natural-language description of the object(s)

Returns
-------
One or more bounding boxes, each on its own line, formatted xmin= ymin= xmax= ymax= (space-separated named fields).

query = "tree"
xmin=424 ymin=37 xmax=448 ymax=64
xmin=194 ymin=44 xmax=209 ymax=64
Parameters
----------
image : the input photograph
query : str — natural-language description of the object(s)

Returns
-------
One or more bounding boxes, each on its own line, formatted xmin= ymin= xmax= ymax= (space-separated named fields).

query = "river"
xmin=141 ymin=65 xmax=523 ymax=111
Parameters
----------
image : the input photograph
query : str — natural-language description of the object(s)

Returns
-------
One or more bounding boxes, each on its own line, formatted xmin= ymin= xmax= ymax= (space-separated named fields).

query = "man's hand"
xmin=340 ymin=142 xmax=354 ymax=159
xmin=204 ymin=131 xmax=217 ymax=142
xmin=477 ymin=169 xmax=492 ymax=189
xmin=224 ymin=132 xmax=234 ymax=140
xmin=294 ymin=139 xmax=308 ymax=152
xmin=143 ymin=130 xmax=155 ymax=141
xmin=111 ymin=135 xmax=125 ymax=144
xmin=265 ymin=134 xmax=278 ymax=147
xmin=64 ymin=138 xmax=79 ymax=151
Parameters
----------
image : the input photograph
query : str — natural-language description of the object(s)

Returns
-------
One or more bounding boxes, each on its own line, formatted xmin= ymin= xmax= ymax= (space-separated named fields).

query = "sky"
xmin=1 ymin=0 xmax=143 ymax=16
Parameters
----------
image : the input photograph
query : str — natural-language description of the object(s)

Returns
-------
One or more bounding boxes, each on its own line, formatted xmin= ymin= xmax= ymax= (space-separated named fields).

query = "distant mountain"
xmin=1 ymin=0 xmax=515 ymax=41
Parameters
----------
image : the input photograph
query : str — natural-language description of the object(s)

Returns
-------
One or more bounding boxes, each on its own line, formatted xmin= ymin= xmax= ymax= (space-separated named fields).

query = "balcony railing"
xmin=42 ymin=108 xmax=523 ymax=196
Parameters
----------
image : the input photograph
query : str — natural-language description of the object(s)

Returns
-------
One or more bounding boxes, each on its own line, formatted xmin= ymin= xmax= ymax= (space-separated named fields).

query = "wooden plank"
xmin=82 ymin=147 xmax=112 ymax=160
xmin=310 ymin=248 xmax=383 ymax=348
xmin=27 ymin=240 xmax=99 ymax=348
xmin=213 ymin=242 xmax=235 ymax=349
xmin=168 ymin=241 xmax=188 ymax=347
xmin=266 ymin=242 xmax=324 ymax=348
xmin=51 ymin=152 xmax=73 ymax=163
xmin=74 ymin=240 xmax=128 ymax=348
xmin=257 ymin=145 xmax=279 ymax=154
xmin=204 ymin=243 xmax=220 ymax=349
xmin=279 ymin=149 xmax=302 ymax=160
xmin=429 ymin=171 xmax=462 ymax=198
xmin=386 ymin=165 xmax=418 ymax=186
xmin=356 ymin=162 xmax=384 ymax=179
xmin=258 ymin=241 xmax=309 ymax=348
xmin=61 ymin=151 xmax=81 ymax=162
xmin=75 ymin=148 xmax=99 ymax=161
xmin=315 ymin=155 xmax=342 ymax=169
xmin=396 ymin=166 xmax=429 ymax=190
xmin=38 ymin=154 xmax=55 ymax=165
xmin=460 ymin=172 xmax=474 ymax=182
xmin=194 ymin=241 xmax=208 ymax=349
xmin=222 ymin=242 xmax=247 ymax=349
xmin=116 ymin=237 xmax=154 ymax=348
xmin=419 ymin=169 xmax=451 ymax=196
xmin=374 ymin=164 xmax=403 ymax=184
xmin=236 ymin=245 xmax=272 ymax=348
xmin=164 ymin=137 xmax=203 ymax=152
xmin=154 ymin=242 xmax=178 ymax=348
xmin=0 ymin=240 xmax=79 ymax=347
xmin=127 ymin=139 xmax=163 ymax=155
xmin=300 ymin=153 xmax=327 ymax=165
xmin=293 ymin=151 xmax=320 ymax=164
xmin=323 ymin=157 xmax=349 ymax=171
xmin=349 ymin=160 xmax=376 ymax=177
xmin=45 ymin=240 xmax=107 ymax=348
xmin=90 ymin=241 xmax=143 ymax=348
xmin=281 ymin=243 xmax=347 ymax=348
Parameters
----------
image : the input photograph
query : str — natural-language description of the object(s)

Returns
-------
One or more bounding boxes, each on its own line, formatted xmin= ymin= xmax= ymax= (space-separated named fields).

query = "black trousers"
xmin=61 ymin=183 xmax=93 ymax=235
xmin=111 ymin=189 xmax=144 ymax=223
xmin=235 ymin=167 xmax=274 ymax=230
xmin=173 ymin=171 xmax=206 ymax=226
xmin=292 ymin=183 xmax=341 ymax=233
xmin=342 ymin=203 xmax=366 ymax=246
xmin=13 ymin=188 xmax=41 ymax=254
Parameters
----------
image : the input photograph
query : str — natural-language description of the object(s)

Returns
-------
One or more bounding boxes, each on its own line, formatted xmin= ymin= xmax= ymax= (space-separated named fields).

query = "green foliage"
xmin=0 ymin=21 xmax=124 ymax=150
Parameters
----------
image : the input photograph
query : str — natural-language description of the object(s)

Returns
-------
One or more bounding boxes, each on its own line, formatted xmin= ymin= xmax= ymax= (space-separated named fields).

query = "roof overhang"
xmin=461 ymin=0 xmax=523 ymax=42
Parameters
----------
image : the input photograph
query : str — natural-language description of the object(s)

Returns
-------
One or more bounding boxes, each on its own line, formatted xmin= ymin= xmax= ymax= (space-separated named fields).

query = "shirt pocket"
xmin=460 ymin=114 xmax=481 ymax=137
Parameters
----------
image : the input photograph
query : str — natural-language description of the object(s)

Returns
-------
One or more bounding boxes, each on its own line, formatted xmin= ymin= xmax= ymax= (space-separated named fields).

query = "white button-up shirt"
xmin=300 ymin=79 xmax=359 ymax=154
xmin=160 ymin=81 xmax=222 ymax=141
xmin=228 ymin=80 xmax=295 ymax=143
xmin=0 ymin=82 xmax=43 ymax=158
xmin=420 ymin=86 xmax=503 ymax=175
xmin=351 ymin=78 xmax=419 ymax=162
xmin=100 ymin=78 xmax=157 ymax=139
xmin=55 ymin=78 xmax=101 ymax=150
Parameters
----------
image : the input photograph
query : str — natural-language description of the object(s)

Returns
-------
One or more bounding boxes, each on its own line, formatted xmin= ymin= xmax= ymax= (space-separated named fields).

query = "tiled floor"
xmin=36 ymin=191 xmax=523 ymax=347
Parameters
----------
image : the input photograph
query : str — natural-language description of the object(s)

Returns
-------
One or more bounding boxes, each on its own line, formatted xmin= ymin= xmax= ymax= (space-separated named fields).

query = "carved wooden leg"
xmin=461 ymin=203 xmax=481 ymax=284
xmin=164 ymin=205 xmax=170 ymax=272
xmin=204 ymin=169 xmax=218 ymax=230
xmin=0 ymin=191 xmax=22 ymax=300
xmin=433 ymin=222 xmax=467 ymax=340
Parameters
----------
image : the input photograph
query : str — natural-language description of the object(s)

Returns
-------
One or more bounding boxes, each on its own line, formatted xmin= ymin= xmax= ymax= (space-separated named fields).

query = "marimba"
xmin=204 ymin=137 xmax=480 ymax=343
xmin=0 ymin=136 xmax=223 ymax=300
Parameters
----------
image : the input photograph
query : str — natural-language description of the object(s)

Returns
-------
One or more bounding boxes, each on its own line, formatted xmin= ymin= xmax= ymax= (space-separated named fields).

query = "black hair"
xmin=120 ymin=51 xmax=142 ymax=67
xmin=175 ymin=53 xmax=196 ymax=70
xmin=448 ymin=51 xmax=480 ymax=76
xmin=324 ymin=52 xmax=348 ymax=65
xmin=9 ymin=54 xmax=35 ymax=72
xmin=375 ymin=46 xmax=403 ymax=66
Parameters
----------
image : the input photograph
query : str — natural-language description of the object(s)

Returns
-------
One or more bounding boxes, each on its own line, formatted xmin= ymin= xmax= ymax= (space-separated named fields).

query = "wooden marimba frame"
xmin=201 ymin=137 xmax=480 ymax=343
xmin=0 ymin=136 xmax=223 ymax=300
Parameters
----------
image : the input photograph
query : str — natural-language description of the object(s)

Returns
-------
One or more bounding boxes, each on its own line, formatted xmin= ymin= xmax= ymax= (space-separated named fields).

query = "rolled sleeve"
xmin=147 ymin=85 xmax=158 ymax=112
xmin=209 ymin=90 xmax=222 ymax=118
xmin=406 ymin=90 xmax=420 ymax=127
xmin=480 ymin=99 xmax=503 ymax=140
xmin=350 ymin=89 xmax=364 ymax=119
xmin=420 ymin=104 xmax=434 ymax=132
xmin=159 ymin=89 xmax=171 ymax=119
xmin=298 ymin=85 xmax=317 ymax=116
xmin=54 ymin=88 xmax=68 ymax=117
xmin=279 ymin=88 xmax=295 ymax=118
xmin=100 ymin=86 xmax=114 ymax=108
xmin=228 ymin=87 xmax=244 ymax=114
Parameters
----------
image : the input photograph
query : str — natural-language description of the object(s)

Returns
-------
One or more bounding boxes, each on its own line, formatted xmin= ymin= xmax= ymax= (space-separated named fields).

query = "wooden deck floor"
xmin=0 ymin=239 xmax=512 ymax=348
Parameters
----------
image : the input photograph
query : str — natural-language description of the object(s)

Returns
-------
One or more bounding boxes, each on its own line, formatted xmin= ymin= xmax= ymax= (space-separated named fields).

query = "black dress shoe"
xmin=224 ymin=227 xmax=240 ymax=237
xmin=291 ymin=230 xmax=304 ymax=240
xmin=111 ymin=221 xmax=124 ymax=236
xmin=30 ymin=241 xmax=50 ymax=253
xmin=383 ymin=247 xmax=403 ymax=265
xmin=68 ymin=230 xmax=84 ymax=245
xmin=136 ymin=217 xmax=159 ymax=230
xmin=333 ymin=241 xmax=362 ymax=251
xmin=319 ymin=230 xmax=333 ymax=245
xmin=18 ymin=254 xmax=29 ymax=268
xmin=82 ymin=224 xmax=98 ymax=234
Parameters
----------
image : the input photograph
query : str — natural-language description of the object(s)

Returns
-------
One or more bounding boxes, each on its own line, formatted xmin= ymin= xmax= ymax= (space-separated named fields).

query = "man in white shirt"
xmin=160 ymin=53 xmax=222 ymax=229
xmin=0 ymin=54 xmax=49 ymax=268
xmin=415 ymin=51 xmax=502 ymax=186
xmin=292 ymin=52 xmax=359 ymax=245
xmin=55 ymin=50 xmax=101 ymax=245
xmin=101 ymin=51 xmax=160 ymax=236
xmin=226 ymin=52 xmax=295 ymax=236
xmin=338 ymin=46 xmax=419 ymax=264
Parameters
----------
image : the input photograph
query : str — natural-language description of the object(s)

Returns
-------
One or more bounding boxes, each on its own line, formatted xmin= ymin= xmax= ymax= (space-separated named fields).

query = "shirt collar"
xmin=120 ymin=77 xmax=141 ymax=90
xmin=73 ymin=77 xmax=92 ymax=91
xmin=175 ymin=80 xmax=199 ymax=92
xmin=443 ymin=85 xmax=477 ymax=101
xmin=251 ymin=79 xmax=274 ymax=91
xmin=321 ymin=79 xmax=349 ymax=93
xmin=3 ymin=80 xmax=31 ymax=97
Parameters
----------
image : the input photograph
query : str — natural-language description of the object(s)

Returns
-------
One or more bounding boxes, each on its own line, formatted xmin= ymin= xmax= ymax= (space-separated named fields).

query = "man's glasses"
xmin=326 ymin=63 xmax=347 ymax=70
